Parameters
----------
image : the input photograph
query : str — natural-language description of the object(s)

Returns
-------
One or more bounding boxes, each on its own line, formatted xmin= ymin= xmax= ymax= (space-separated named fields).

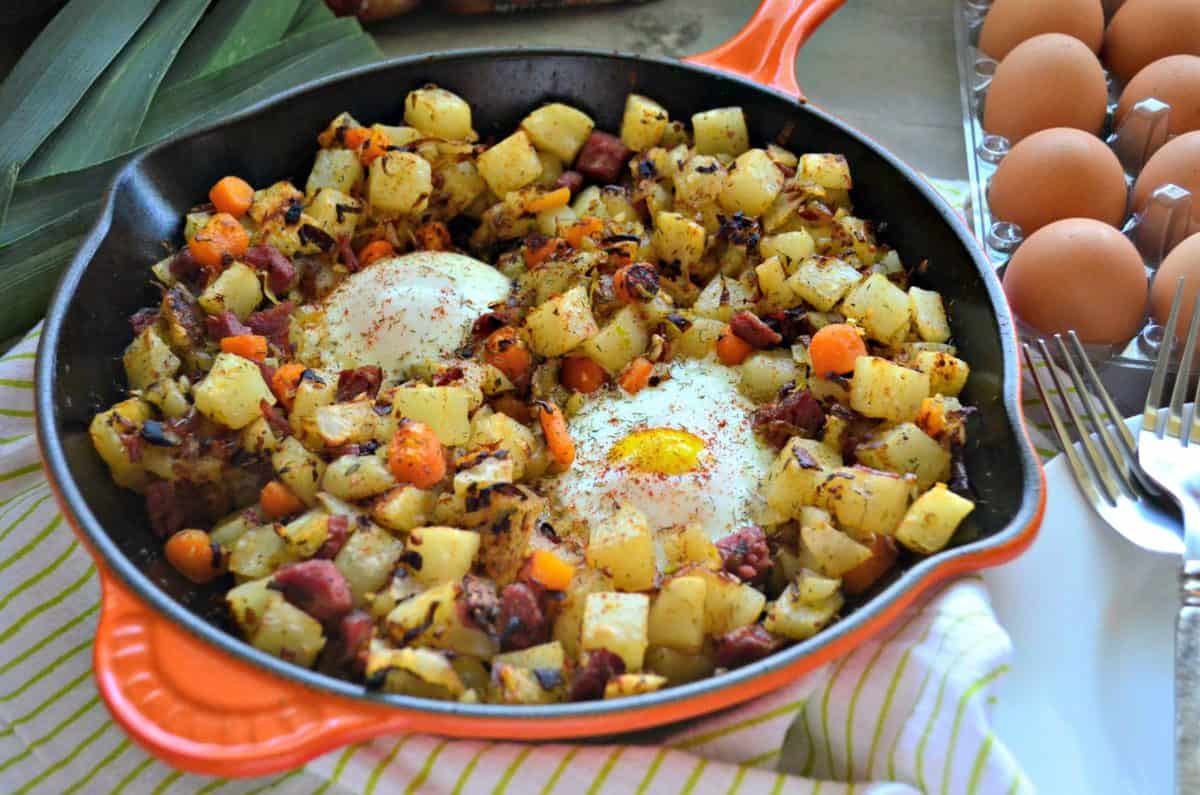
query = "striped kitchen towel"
xmin=0 ymin=321 xmax=1032 ymax=794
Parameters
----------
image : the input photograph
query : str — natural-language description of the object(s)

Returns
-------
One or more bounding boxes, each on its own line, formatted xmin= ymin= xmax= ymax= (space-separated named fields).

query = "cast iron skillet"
xmin=35 ymin=0 xmax=1045 ymax=777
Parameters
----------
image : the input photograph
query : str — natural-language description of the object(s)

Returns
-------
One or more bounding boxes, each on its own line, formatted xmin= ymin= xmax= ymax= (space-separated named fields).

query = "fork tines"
xmin=1023 ymin=331 xmax=1143 ymax=507
xmin=1144 ymin=276 xmax=1200 ymax=443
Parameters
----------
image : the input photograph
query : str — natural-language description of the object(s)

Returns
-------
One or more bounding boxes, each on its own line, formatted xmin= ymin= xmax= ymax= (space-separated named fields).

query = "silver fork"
xmin=1023 ymin=333 xmax=1182 ymax=555
xmin=1139 ymin=278 xmax=1200 ymax=795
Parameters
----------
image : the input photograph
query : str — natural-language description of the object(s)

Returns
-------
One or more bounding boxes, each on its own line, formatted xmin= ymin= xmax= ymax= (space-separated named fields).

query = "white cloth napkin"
xmin=0 ymin=323 xmax=1032 ymax=794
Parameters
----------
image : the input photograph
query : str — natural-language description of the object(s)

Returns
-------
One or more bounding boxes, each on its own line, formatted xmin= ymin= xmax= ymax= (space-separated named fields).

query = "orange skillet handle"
xmin=684 ymin=0 xmax=845 ymax=100
xmin=92 ymin=564 xmax=407 ymax=778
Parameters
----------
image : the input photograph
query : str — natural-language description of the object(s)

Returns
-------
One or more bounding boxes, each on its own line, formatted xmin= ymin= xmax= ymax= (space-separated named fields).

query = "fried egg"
xmin=550 ymin=358 xmax=776 ymax=542
xmin=294 ymin=251 xmax=510 ymax=373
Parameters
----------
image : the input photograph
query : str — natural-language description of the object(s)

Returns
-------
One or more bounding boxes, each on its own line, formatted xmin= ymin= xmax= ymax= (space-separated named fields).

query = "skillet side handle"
xmin=684 ymin=0 xmax=845 ymax=100
xmin=92 ymin=564 xmax=406 ymax=778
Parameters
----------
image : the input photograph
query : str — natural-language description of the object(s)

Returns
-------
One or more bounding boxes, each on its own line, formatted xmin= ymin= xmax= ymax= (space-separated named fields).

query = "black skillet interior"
xmin=40 ymin=49 xmax=1039 ymax=706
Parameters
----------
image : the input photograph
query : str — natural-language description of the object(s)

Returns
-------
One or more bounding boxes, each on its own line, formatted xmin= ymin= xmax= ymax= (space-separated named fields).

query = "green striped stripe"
xmin=364 ymin=734 xmax=414 ymax=795
xmin=0 ymin=481 xmax=47 ymax=511
xmin=0 ymin=693 xmax=100 ymax=772
xmin=724 ymin=764 xmax=749 ymax=795
xmin=150 ymin=769 xmax=182 ymax=795
xmin=0 ymin=461 xmax=40 ymax=481
xmin=966 ymin=734 xmax=994 ymax=795
xmin=0 ymin=537 xmax=76 ymax=612
xmin=2 ymin=638 xmax=91 ymax=706
xmin=0 ymin=491 xmax=52 ymax=544
xmin=1006 ymin=775 xmax=1023 ymax=795
xmin=0 ymin=666 xmax=90 ymax=736
xmin=679 ymin=759 xmax=708 ymax=795
xmin=741 ymin=747 xmax=779 ymax=767
xmin=940 ymin=664 xmax=1008 ymax=795
xmin=797 ymin=701 xmax=818 ymax=777
xmin=1 ymin=352 xmax=36 ymax=363
xmin=536 ymin=746 xmax=576 ymax=795
xmin=0 ymin=602 xmax=98 ymax=676
xmin=671 ymin=697 xmax=805 ymax=750
xmin=0 ymin=408 xmax=34 ymax=418
xmin=195 ymin=775 xmax=228 ymax=794
xmin=110 ymin=754 xmax=155 ymax=794
xmin=62 ymin=737 xmax=129 ymax=795
xmin=584 ymin=747 xmax=623 ymax=795
xmin=0 ymin=378 xmax=34 ymax=389
xmin=311 ymin=743 xmax=361 ymax=795
xmin=452 ymin=743 xmax=496 ymax=795
xmin=914 ymin=644 xmax=978 ymax=792
xmin=13 ymin=717 xmax=111 ymax=794
xmin=406 ymin=739 xmax=449 ymax=794
xmin=818 ymin=653 xmax=857 ymax=778
xmin=634 ymin=747 xmax=669 ymax=795
xmin=245 ymin=769 xmax=303 ymax=795
xmin=0 ymin=433 xmax=29 ymax=445
xmin=0 ymin=564 xmax=95 ymax=645
xmin=769 ymin=773 xmax=785 ymax=795
xmin=492 ymin=746 xmax=533 ymax=795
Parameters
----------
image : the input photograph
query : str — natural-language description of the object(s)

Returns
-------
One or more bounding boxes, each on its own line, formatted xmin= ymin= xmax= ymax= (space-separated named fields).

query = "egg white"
xmin=549 ymin=358 xmax=776 ymax=542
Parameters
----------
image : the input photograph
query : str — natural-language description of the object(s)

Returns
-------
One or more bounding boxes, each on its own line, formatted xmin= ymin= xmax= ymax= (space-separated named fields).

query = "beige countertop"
xmin=372 ymin=0 xmax=968 ymax=180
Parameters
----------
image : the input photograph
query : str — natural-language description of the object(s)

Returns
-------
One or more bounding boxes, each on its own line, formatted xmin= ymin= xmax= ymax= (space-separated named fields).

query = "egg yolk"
xmin=608 ymin=428 xmax=707 ymax=475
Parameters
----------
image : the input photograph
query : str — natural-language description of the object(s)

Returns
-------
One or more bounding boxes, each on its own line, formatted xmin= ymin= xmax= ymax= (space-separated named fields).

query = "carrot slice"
xmin=528 ymin=549 xmax=576 ymax=591
xmin=809 ymin=323 xmax=867 ymax=376
xmin=484 ymin=327 xmax=532 ymax=384
xmin=563 ymin=216 xmax=603 ymax=248
xmin=491 ymin=394 xmax=532 ymax=425
xmin=358 ymin=127 xmax=391 ymax=165
xmin=209 ymin=176 xmax=254 ymax=218
xmin=164 ymin=529 xmax=223 ymax=584
xmin=357 ymin=239 xmax=395 ymax=268
xmin=271 ymin=362 xmax=307 ymax=410
xmin=525 ymin=187 xmax=571 ymax=214
xmin=260 ymin=480 xmax=306 ymax=519
xmin=561 ymin=356 xmax=606 ymax=394
xmin=220 ymin=334 xmax=268 ymax=361
xmin=188 ymin=212 xmax=249 ymax=272
xmin=415 ymin=221 xmax=451 ymax=251
xmin=716 ymin=327 xmax=754 ymax=365
xmin=388 ymin=420 xmax=446 ymax=488
xmin=524 ymin=236 xmax=566 ymax=268
xmin=536 ymin=399 xmax=575 ymax=469
xmin=617 ymin=357 xmax=654 ymax=394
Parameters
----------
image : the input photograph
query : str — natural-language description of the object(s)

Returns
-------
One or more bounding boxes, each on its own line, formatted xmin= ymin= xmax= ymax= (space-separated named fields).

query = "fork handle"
xmin=1178 ymin=561 xmax=1200 ymax=793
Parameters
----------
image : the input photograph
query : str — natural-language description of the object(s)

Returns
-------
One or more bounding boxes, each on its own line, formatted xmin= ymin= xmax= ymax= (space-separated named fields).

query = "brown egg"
xmin=980 ymin=0 xmax=1104 ymax=61
xmin=1103 ymin=0 xmax=1200 ymax=82
xmin=1150 ymin=233 xmax=1200 ymax=337
xmin=988 ymin=128 xmax=1127 ymax=234
xmin=1132 ymin=131 xmax=1200 ymax=252
xmin=1004 ymin=218 xmax=1147 ymax=343
xmin=984 ymin=34 xmax=1109 ymax=144
xmin=1116 ymin=56 xmax=1200 ymax=136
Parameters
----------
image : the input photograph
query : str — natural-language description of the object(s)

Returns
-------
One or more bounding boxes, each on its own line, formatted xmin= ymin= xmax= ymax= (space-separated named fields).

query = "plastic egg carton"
xmin=953 ymin=0 xmax=1197 ymax=412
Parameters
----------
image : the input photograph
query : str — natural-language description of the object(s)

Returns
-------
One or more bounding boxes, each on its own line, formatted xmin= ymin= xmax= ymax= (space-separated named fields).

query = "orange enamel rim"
xmin=35 ymin=0 xmax=1046 ymax=778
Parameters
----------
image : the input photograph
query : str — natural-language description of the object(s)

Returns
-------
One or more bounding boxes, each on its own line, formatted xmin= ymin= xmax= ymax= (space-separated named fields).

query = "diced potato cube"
xmin=673 ymin=155 xmax=725 ymax=206
xmin=469 ymin=411 xmax=536 ymax=479
xmin=306 ymin=147 xmax=364 ymax=197
xmin=193 ymin=352 xmax=276 ymax=430
xmin=854 ymin=422 xmax=950 ymax=490
xmin=756 ymin=255 xmax=800 ymax=310
xmin=795 ymin=569 xmax=842 ymax=605
xmin=210 ymin=510 xmax=264 ymax=550
xmin=251 ymin=598 xmax=325 ymax=667
xmin=367 ymin=642 xmax=466 ymax=700
xmin=760 ymin=230 xmax=816 ymax=267
xmin=766 ymin=144 xmax=799 ymax=169
xmin=141 ymin=376 xmax=189 ymax=419
xmin=913 ymin=350 xmax=970 ymax=397
xmin=909 ymin=286 xmax=952 ymax=343
xmin=453 ymin=456 xmax=516 ymax=502
xmin=521 ymin=103 xmax=595 ymax=163
xmin=787 ymin=256 xmax=862 ymax=312
xmin=579 ymin=305 xmax=649 ymax=374
xmin=675 ymin=316 xmax=726 ymax=359
xmin=553 ymin=568 xmax=612 ymax=659
xmin=406 ymin=525 xmax=481 ymax=586
xmin=581 ymin=592 xmax=650 ymax=671
xmin=652 ymin=211 xmax=707 ymax=268
xmin=799 ymin=153 xmax=852 ymax=190
xmin=184 ymin=210 xmax=212 ymax=241
xmin=391 ymin=385 xmax=472 ymax=446
xmin=605 ymin=673 xmax=668 ymax=699
xmin=477 ymin=131 xmax=542 ymax=197
xmin=226 ymin=577 xmax=277 ymax=635
xmin=372 ymin=485 xmax=435 ymax=534
xmin=230 ymin=525 xmax=298 ymax=580
xmin=800 ymin=519 xmax=872 ymax=577
xmin=738 ymin=350 xmax=801 ymax=402
xmin=278 ymin=509 xmax=330 ymax=557
xmin=198 ymin=262 xmax=263 ymax=321
xmin=690 ymin=567 xmax=766 ymax=635
xmin=335 ymin=522 xmax=406 ymax=605
xmin=894 ymin=484 xmax=975 ymax=554
xmin=764 ymin=584 xmax=843 ymax=640
xmin=645 ymin=645 xmax=716 ymax=685
xmin=814 ymin=465 xmax=914 ymax=539
xmin=691 ymin=107 xmax=750 ymax=156
xmin=494 ymin=640 xmax=566 ymax=671
xmin=271 ymin=436 xmax=326 ymax=506
xmin=306 ymin=188 xmax=363 ymax=242
xmin=123 ymin=328 xmax=180 ymax=390
xmin=524 ymin=285 xmax=600 ymax=357
xmin=315 ymin=400 xmax=381 ymax=448
xmin=322 ymin=454 xmax=396 ymax=501
xmin=249 ymin=181 xmax=303 ymax=225
xmin=841 ymin=273 xmax=911 ymax=345
xmin=404 ymin=85 xmax=474 ymax=140
xmin=587 ymin=504 xmax=657 ymax=591
xmin=849 ymin=356 xmax=931 ymax=423
xmin=290 ymin=371 xmax=337 ymax=446
xmin=436 ymin=159 xmax=488 ymax=217
xmin=692 ymin=275 xmax=754 ymax=323
xmin=719 ymin=149 xmax=783 ymax=216
xmin=368 ymin=151 xmax=433 ymax=217
xmin=916 ymin=395 xmax=969 ymax=446
xmin=490 ymin=663 xmax=562 ymax=704
xmin=373 ymin=123 xmax=423 ymax=147
xmin=477 ymin=497 xmax=541 ymax=585
xmin=763 ymin=437 xmax=843 ymax=519
xmin=660 ymin=523 xmax=721 ymax=572
xmin=647 ymin=575 xmax=706 ymax=652
xmin=620 ymin=94 xmax=669 ymax=151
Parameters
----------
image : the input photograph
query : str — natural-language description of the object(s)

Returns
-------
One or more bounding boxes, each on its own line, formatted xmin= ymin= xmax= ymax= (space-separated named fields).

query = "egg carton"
xmin=953 ymin=0 xmax=1196 ymax=402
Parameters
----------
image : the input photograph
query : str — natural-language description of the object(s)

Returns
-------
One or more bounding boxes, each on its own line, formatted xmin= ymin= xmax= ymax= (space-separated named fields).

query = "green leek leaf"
xmin=165 ymin=0 xmax=305 ymax=85
xmin=22 ymin=0 xmax=212 ymax=180
xmin=288 ymin=0 xmax=336 ymax=34
xmin=0 ymin=163 xmax=116 ymax=248
xmin=0 ymin=0 xmax=158 ymax=226
xmin=0 ymin=207 xmax=95 ymax=339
